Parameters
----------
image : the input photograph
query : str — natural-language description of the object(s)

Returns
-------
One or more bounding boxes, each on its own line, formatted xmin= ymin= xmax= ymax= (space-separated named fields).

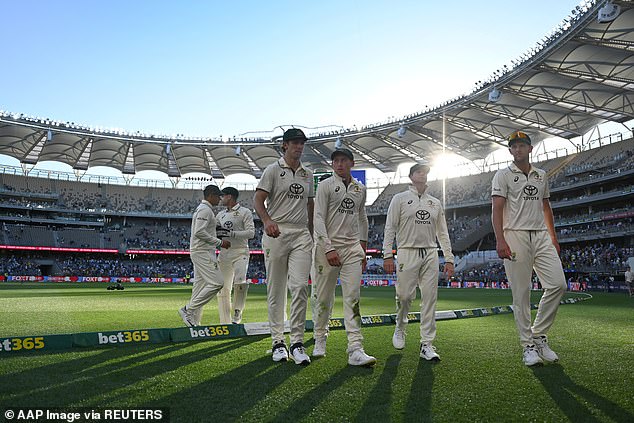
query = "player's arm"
xmin=231 ymin=210 xmax=256 ymax=240
xmin=492 ymin=195 xmax=511 ymax=260
xmin=307 ymin=197 xmax=315 ymax=236
xmin=543 ymin=198 xmax=560 ymax=255
xmin=382 ymin=197 xmax=399 ymax=274
xmin=435 ymin=205 xmax=454 ymax=278
xmin=254 ymin=189 xmax=280 ymax=238
xmin=358 ymin=188 xmax=369 ymax=271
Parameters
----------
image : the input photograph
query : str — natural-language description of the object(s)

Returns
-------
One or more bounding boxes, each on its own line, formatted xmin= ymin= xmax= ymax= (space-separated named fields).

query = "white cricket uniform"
xmin=491 ymin=162 xmax=566 ymax=346
xmin=382 ymin=185 xmax=454 ymax=343
xmin=312 ymin=174 xmax=369 ymax=353
xmin=187 ymin=200 xmax=225 ymax=325
xmin=257 ymin=157 xmax=314 ymax=347
xmin=217 ymin=203 xmax=255 ymax=324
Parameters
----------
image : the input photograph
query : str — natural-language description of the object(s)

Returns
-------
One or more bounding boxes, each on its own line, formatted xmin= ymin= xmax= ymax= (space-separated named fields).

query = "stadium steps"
xmin=453 ymin=216 xmax=492 ymax=252
xmin=547 ymin=152 xmax=578 ymax=180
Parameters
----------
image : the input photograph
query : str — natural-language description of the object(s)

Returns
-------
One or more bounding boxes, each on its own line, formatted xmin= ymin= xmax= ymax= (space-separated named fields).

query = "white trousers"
xmin=503 ymin=230 xmax=566 ymax=346
xmin=217 ymin=248 xmax=250 ymax=324
xmin=188 ymin=250 xmax=224 ymax=325
xmin=262 ymin=226 xmax=312 ymax=347
xmin=311 ymin=243 xmax=365 ymax=353
xmin=394 ymin=247 xmax=439 ymax=343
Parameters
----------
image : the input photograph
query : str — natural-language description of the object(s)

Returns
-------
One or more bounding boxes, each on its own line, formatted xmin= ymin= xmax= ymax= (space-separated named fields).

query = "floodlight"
xmin=488 ymin=87 xmax=502 ymax=102
xmin=334 ymin=137 xmax=343 ymax=149
xmin=46 ymin=129 xmax=53 ymax=142
xmin=397 ymin=124 xmax=406 ymax=138
xmin=598 ymin=1 xmax=620 ymax=23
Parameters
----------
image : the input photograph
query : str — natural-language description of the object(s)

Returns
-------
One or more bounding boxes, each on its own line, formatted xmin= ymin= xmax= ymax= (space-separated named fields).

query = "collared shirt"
xmin=217 ymin=203 xmax=255 ymax=250
xmin=491 ymin=162 xmax=549 ymax=230
xmin=382 ymin=185 xmax=454 ymax=262
xmin=189 ymin=200 xmax=222 ymax=252
xmin=314 ymin=173 xmax=368 ymax=252
xmin=256 ymin=157 xmax=314 ymax=226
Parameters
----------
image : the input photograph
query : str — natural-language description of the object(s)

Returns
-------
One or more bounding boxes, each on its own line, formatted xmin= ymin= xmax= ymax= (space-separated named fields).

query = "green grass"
xmin=0 ymin=283 xmax=632 ymax=422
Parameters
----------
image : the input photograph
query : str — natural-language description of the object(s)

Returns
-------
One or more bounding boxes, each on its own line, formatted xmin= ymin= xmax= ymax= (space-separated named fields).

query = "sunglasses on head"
xmin=508 ymin=131 xmax=530 ymax=141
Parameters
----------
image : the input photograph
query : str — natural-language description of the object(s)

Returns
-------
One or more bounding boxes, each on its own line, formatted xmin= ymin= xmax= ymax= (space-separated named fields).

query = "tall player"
xmin=311 ymin=148 xmax=376 ymax=366
xmin=254 ymin=128 xmax=314 ymax=365
xmin=216 ymin=187 xmax=255 ymax=324
xmin=492 ymin=130 xmax=566 ymax=366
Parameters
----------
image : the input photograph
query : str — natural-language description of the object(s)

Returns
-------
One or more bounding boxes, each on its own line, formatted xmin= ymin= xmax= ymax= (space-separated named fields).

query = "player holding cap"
xmin=178 ymin=185 xmax=231 ymax=327
xmin=216 ymin=186 xmax=255 ymax=324
xmin=491 ymin=130 xmax=566 ymax=366
xmin=382 ymin=161 xmax=454 ymax=361
xmin=311 ymin=148 xmax=376 ymax=366
xmin=254 ymin=128 xmax=314 ymax=365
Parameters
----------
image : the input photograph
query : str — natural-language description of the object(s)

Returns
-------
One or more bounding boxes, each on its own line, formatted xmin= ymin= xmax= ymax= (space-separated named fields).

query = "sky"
xmin=0 ymin=0 xmax=590 ymax=188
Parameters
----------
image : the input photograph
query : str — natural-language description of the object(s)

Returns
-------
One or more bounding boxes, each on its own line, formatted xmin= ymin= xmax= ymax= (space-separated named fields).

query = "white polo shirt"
xmin=256 ymin=157 xmax=314 ymax=226
xmin=314 ymin=173 xmax=369 ymax=252
xmin=382 ymin=185 xmax=454 ymax=263
xmin=189 ymin=200 xmax=222 ymax=252
xmin=217 ymin=203 xmax=255 ymax=250
xmin=491 ymin=162 xmax=549 ymax=231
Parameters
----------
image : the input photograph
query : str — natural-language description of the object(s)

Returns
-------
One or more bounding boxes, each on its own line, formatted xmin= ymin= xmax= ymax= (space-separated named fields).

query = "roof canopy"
xmin=1 ymin=1 xmax=633 ymax=178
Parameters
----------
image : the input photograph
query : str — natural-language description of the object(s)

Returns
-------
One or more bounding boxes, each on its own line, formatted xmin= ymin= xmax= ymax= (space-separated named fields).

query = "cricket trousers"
xmin=394 ymin=247 xmax=439 ymax=343
xmin=217 ymin=248 xmax=250 ymax=324
xmin=262 ymin=225 xmax=313 ymax=347
xmin=503 ymin=230 xmax=566 ymax=346
xmin=311 ymin=243 xmax=365 ymax=353
xmin=188 ymin=250 xmax=224 ymax=325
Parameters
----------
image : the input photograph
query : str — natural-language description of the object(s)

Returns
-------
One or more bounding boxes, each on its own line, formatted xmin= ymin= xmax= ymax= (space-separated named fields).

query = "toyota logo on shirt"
xmin=415 ymin=209 xmax=431 ymax=224
xmin=287 ymin=183 xmax=305 ymax=199
xmin=224 ymin=221 xmax=233 ymax=229
xmin=338 ymin=197 xmax=355 ymax=215
xmin=523 ymin=184 xmax=539 ymax=200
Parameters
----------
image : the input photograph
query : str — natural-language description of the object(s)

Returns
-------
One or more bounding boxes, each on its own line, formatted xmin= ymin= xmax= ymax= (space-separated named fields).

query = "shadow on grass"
xmin=531 ymin=364 xmax=633 ymax=422
xmin=404 ymin=358 xmax=436 ymax=422
xmin=0 ymin=337 xmax=259 ymax=408
xmin=354 ymin=354 xmax=402 ymax=422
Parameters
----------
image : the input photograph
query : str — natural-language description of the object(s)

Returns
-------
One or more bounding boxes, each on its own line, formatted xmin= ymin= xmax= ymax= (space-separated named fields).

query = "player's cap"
xmin=409 ymin=161 xmax=430 ymax=176
xmin=221 ymin=186 xmax=239 ymax=199
xmin=331 ymin=148 xmax=354 ymax=161
xmin=508 ymin=131 xmax=532 ymax=147
xmin=203 ymin=184 xmax=222 ymax=197
xmin=282 ymin=128 xmax=307 ymax=143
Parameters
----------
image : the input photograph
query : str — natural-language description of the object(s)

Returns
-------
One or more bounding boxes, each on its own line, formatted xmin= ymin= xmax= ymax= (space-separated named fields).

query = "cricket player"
xmin=254 ymin=127 xmax=314 ymax=365
xmin=216 ymin=186 xmax=255 ymax=324
xmin=311 ymin=148 xmax=376 ymax=366
xmin=382 ymin=162 xmax=454 ymax=361
xmin=492 ymin=130 xmax=566 ymax=366
xmin=178 ymin=184 xmax=231 ymax=327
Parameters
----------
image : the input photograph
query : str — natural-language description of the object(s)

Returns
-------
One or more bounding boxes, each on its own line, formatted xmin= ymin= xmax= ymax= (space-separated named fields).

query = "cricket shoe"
xmin=178 ymin=306 xmax=196 ymax=327
xmin=420 ymin=343 xmax=440 ymax=362
xmin=312 ymin=338 xmax=327 ymax=358
xmin=290 ymin=342 xmax=311 ymax=366
xmin=523 ymin=345 xmax=544 ymax=367
xmin=232 ymin=309 xmax=243 ymax=324
xmin=348 ymin=349 xmax=377 ymax=367
xmin=532 ymin=335 xmax=559 ymax=363
xmin=272 ymin=342 xmax=289 ymax=362
xmin=392 ymin=328 xmax=406 ymax=350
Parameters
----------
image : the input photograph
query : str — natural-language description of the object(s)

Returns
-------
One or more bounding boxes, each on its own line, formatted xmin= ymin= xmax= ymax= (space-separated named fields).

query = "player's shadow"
xmin=1 ymin=337 xmax=258 ymax=408
xmin=353 ymin=354 xmax=402 ymax=422
xmin=404 ymin=358 xmax=436 ymax=422
xmin=531 ymin=364 xmax=633 ymax=422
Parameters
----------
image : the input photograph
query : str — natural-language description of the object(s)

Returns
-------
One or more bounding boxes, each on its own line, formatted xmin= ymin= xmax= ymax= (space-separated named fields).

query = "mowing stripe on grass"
xmin=0 ymin=293 xmax=592 ymax=354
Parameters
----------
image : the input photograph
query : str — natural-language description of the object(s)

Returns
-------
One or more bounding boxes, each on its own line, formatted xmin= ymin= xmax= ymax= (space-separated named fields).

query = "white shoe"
xmin=523 ymin=345 xmax=544 ymax=367
xmin=533 ymin=335 xmax=559 ymax=363
xmin=420 ymin=343 xmax=440 ymax=361
xmin=290 ymin=343 xmax=311 ymax=366
xmin=348 ymin=349 xmax=377 ymax=366
xmin=272 ymin=342 xmax=288 ymax=362
xmin=392 ymin=328 xmax=406 ymax=350
xmin=178 ymin=306 xmax=196 ymax=327
xmin=313 ymin=338 xmax=326 ymax=358
xmin=232 ymin=309 xmax=242 ymax=324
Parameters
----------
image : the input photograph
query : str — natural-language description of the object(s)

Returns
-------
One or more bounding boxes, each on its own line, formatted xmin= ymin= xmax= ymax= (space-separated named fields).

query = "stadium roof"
xmin=1 ymin=0 xmax=633 ymax=178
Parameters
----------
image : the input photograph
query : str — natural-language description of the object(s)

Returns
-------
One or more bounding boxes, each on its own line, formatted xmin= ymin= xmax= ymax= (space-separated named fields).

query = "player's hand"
xmin=264 ymin=219 xmax=280 ymax=238
xmin=220 ymin=239 xmax=231 ymax=249
xmin=496 ymin=239 xmax=512 ymax=260
xmin=551 ymin=239 xmax=561 ymax=255
xmin=361 ymin=256 xmax=367 ymax=273
xmin=383 ymin=257 xmax=395 ymax=274
xmin=326 ymin=250 xmax=341 ymax=267
xmin=444 ymin=262 xmax=454 ymax=278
